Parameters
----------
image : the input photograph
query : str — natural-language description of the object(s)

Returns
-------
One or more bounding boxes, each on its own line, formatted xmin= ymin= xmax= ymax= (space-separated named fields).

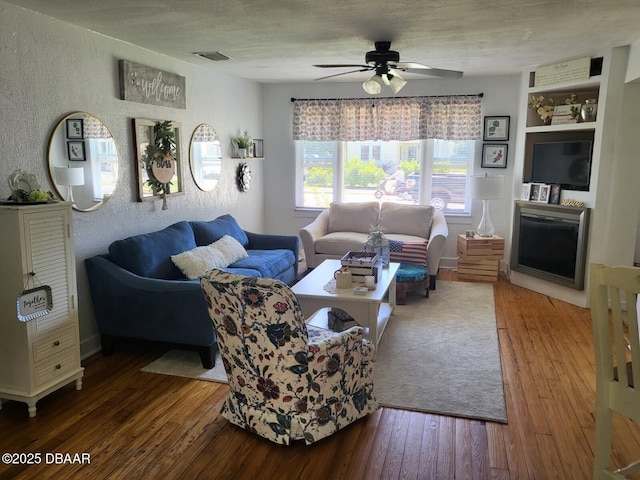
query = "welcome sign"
xmin=119 ymin=60 xmax=186 ymax=109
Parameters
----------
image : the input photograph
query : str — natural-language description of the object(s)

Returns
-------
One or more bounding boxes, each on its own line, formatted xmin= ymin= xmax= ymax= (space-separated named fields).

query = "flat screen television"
xmin=531 ymin=140 xmax=593 ymax=191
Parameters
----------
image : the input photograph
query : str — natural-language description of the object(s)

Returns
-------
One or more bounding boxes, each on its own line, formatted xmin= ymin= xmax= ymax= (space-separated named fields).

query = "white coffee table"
xmin=292 ymin=259 xmax=399 ymax=350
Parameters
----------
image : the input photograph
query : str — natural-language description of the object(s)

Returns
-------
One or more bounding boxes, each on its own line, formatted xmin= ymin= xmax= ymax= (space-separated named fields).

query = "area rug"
xmin=374 ymin=280 xmax=507 ymax=423
xmin=141 ymin=280 xmax=506 ymax=423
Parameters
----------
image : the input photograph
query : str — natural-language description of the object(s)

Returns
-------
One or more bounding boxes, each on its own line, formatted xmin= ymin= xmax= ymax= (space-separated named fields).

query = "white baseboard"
xmin=80 ymin=334 xmax=102 ymax=360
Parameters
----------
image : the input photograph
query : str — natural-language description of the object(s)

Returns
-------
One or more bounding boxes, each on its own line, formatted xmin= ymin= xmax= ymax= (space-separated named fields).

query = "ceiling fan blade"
xmin=314 ymin=68 xmax=372 ymax=81
xmin=313 ymin=64 xmax=369 ymax=68
xmin=394 ymin=63 xmax=463 ymax=79
xmin=393 ymin=62 xmax=431 ymax=69
xmin=404 ymin=67 xmax=463 ymax=78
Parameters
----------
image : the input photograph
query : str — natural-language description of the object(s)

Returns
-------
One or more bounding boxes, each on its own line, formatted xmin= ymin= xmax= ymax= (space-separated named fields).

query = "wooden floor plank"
xmin=2 ymin=273 xmax=640 ymax=479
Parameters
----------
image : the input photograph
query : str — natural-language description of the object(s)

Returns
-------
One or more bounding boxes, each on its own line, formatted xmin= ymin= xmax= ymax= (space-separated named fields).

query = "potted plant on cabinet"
xmin=233 ymin=130 xmax=253 ymax=159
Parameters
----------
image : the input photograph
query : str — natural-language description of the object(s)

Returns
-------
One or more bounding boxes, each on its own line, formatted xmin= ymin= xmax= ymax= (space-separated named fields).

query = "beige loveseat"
xmin=300 ymin=202 xmax=448 ymax=288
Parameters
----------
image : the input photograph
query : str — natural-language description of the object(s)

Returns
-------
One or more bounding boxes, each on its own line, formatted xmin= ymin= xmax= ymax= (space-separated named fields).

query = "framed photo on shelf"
xmin=531 ymin=183 xmax=551 ymax=203
xmin=483 ymin=116 xmax=510 ymax=141
xmin=67 ymin=141 xmax=86 ymax=161
xmin=529 ymin=183 xmax=542 ymax=202
xmin=521 ymin=183 xmax=532 ymax=201
xmin=481 ymin=144 xmax=508 ymax=168
xmin=66 ymin=118 xmax=84 ymax=139
xmin=551 ymin=104 xmax=581 ymax=125
xmin=549 ymin=184 xmax=561 ymax=204
xmin=253 ymin=139 xmax=263 ymax=158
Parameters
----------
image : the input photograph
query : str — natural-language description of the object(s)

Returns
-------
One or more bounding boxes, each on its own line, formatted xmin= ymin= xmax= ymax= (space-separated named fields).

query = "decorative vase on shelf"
xmin=238 ymin=148 xmax=247 ymax=159
xmin=581 ymin=99 xmax=598 ymax=122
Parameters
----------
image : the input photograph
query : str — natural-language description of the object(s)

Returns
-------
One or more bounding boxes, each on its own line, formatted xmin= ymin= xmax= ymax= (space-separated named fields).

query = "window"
xmin=88 ymin=138 xmax=119 ymax=200
xmin=296 ymin=139 xmax=475 ymax=214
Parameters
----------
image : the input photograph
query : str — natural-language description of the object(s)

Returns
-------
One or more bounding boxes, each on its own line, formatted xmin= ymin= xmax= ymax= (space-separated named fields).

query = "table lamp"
xmin=470 ymin=173 xmax=503 ymax=237
xmin=55 ymin=166 xmax=85 ymax=204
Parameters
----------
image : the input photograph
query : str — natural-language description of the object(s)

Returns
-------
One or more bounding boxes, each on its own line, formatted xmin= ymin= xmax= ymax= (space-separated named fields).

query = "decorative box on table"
xmin=340 ymin=251 xmax=380 ymax=283
xmin=327 ymin=308 xmax=358 ymax=332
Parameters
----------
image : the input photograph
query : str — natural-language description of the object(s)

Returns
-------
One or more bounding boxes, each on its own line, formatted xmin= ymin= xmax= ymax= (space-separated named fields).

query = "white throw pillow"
xmin=214 ymin=234 xmax=249 ymax=265
xmin=171 ymin=235 xmax=248 ymax=279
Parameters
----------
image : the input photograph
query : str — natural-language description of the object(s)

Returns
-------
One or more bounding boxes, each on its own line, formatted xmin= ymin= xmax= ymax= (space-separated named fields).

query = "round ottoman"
xmin=396 ymin=263 xmax=430 ymax=305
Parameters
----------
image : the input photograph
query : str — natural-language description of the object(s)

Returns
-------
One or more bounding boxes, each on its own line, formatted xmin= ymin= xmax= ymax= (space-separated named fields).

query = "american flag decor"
xmin=389 ymin=240 xmax=428 ymax=266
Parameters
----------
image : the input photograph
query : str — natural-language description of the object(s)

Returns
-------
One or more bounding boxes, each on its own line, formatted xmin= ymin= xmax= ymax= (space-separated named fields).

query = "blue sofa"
xmin=85 ymin=214 xmax=299 ymax=368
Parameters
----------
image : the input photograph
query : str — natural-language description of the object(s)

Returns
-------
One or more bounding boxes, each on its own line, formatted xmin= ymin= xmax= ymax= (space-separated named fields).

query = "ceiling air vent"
xmin=193 ymin=51 xmax=231 ymax=62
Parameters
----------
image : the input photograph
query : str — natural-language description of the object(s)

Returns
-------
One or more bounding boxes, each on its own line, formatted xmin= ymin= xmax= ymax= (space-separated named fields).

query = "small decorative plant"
xmin=528 ymin=95 xmax=555 ymax=122
xmin=528 ymin=93 xmax=579 ymax=122
xmin=233 ymin=130 xmax=253 ymax=149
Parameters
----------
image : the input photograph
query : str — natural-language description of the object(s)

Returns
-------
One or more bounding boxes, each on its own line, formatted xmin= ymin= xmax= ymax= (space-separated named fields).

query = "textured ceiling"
xmin=6 ymin=0 xmax=640 ymax=83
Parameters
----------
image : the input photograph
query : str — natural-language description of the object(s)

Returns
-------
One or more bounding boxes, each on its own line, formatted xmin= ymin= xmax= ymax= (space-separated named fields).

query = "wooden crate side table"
xmin=457 ymin=234 xmax=505 ymax=282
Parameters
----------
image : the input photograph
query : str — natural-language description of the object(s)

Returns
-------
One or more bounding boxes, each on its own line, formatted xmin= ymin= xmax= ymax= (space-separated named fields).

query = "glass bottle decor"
xmin=364 ymin=224 xmax=390 ymax=266
xmin=581 ymin=99 xmax=598 ymax=122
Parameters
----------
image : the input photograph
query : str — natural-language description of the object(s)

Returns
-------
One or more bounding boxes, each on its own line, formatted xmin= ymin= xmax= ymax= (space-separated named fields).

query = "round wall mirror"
xmin=47 ymin=112 xmax=119 ymax=211
xmin=189 ymin=123 xmax=222 ymax=192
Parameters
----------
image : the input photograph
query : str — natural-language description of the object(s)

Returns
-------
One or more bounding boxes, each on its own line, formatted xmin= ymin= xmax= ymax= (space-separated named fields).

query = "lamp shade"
xmin=55 ymin=166 xmax=85 ymax=186
xmin=387 ymin=69 xmax=407 ymax=94
xmin=363 ymin=75 xmax=383 ymax=94
xmin=470 ymin=174 xmax=503 ymax=200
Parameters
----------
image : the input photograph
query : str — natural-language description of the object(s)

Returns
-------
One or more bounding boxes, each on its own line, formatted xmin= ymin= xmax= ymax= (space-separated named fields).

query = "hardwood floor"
xmin=1 ymin=271 xmax=639 ymax=479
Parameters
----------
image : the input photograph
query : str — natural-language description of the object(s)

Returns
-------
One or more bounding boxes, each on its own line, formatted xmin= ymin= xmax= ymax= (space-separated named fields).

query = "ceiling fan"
xmin=313 ymin=41 xmax=463 ymax=94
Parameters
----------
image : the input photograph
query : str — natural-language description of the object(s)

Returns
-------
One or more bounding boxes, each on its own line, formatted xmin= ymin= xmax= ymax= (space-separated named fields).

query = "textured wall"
xmin=1 ymin=2 xmax=265 ymax=355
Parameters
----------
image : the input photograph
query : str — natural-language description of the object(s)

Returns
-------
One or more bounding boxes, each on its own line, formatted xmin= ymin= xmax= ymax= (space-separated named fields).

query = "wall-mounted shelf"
xmin=525 ymin=122 xmax=596 ymax=134
xmin=528 ymin=76 xmax=601 ymax=94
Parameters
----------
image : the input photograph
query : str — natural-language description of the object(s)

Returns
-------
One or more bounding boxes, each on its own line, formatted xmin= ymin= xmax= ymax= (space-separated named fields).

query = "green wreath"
xmin=141 ymin=120 xmax=177 ymax=195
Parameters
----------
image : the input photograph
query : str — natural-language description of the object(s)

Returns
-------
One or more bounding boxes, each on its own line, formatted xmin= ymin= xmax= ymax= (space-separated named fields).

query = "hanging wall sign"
xmin=534 ymin=57 xmax=591 ymax=87
xmin=17 ymin=285 xmax=53 ymax=322
xmin=119 ymin=60 xmax=186 ymax=109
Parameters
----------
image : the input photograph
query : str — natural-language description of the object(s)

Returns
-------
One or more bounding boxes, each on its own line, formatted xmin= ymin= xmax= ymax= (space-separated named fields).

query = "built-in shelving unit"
xmin=510 ymin=47 xmax=635 ymax=307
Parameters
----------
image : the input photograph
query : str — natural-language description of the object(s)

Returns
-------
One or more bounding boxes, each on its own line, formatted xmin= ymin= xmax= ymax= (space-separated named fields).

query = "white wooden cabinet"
xmin=0 ymin=202 xmax=84 ymax=417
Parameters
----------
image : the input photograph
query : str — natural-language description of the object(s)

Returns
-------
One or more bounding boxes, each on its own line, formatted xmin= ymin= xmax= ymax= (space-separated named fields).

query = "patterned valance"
xmin=83 ymin=115 xmax=112 ymax=140
xmin=193 ymin=124 xmax=218 ymax=143
xmin=292 ymin=95 xmax=482 ymax=142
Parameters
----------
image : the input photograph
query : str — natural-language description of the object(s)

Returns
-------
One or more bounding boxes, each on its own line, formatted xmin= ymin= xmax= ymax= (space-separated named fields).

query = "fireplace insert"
xmin=511 ymin=201 xmax=590 ymax=290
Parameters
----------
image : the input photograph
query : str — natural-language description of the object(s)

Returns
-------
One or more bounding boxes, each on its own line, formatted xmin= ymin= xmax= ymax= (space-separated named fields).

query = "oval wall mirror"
xmin=189 ymin=123 xmax=222 ymax=192
xmin=47 ymin=112 xmax=119 ymax=211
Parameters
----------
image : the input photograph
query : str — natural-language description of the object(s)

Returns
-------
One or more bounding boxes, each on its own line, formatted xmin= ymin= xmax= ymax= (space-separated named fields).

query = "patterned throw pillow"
xmin=389 ymin=240 xmax=428 ymax=266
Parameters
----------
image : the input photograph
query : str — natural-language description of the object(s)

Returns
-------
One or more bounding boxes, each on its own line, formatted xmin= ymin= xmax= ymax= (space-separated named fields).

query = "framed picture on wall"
xmin=132 ymin=118 xmax=184 ymax=202
xmin=483 ymin=116 xmax=510 ymax=141
xmin=66 ymin=118 xmax=84 ymax=139
xmin=67 ymin=141 xmax=86 ymax=161
xmin=481 ymin=144 xmax=508 ymax=168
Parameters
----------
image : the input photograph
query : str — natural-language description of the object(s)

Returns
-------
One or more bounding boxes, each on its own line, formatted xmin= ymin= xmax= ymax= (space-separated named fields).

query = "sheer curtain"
xmin=292 ymin=95 xmax=482 ymax=142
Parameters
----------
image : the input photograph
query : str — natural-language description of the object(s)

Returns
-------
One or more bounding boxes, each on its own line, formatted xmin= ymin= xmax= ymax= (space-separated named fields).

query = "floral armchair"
xmin=199 ymin=269 xmax=378 ymax=445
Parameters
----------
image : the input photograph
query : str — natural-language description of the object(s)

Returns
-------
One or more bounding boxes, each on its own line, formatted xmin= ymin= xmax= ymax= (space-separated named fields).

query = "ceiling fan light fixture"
xmin=388 ymin=71 xmax=407 ymax=94
xmin=363 ymin=74 xmax=383 ymax=94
